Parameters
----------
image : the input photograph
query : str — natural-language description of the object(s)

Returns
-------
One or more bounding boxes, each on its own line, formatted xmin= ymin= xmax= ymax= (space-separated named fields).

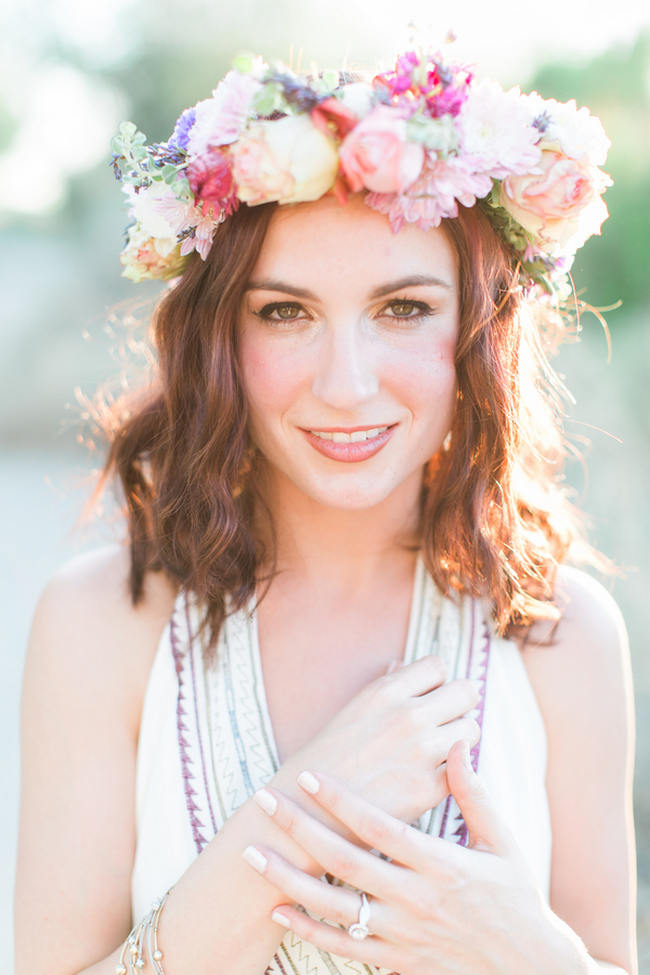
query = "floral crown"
xmin=111 ymin=43 xmax=612 ymax=295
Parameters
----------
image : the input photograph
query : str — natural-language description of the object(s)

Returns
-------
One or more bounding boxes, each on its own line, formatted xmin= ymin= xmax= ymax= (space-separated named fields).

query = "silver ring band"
xmin=347 ymin=891 xmax=371 ymax=940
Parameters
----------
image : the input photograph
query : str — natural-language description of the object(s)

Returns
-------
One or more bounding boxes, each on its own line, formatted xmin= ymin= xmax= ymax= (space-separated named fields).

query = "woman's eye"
xmin=380 ymin=299 xmax=433 ymax=322
xmin=255 ymin=302 xmax=307 ymax=323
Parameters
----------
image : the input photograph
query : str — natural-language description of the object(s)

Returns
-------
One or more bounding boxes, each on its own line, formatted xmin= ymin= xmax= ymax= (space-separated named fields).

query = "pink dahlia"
xmin=365 ymin=154 xmax=493 ymax=232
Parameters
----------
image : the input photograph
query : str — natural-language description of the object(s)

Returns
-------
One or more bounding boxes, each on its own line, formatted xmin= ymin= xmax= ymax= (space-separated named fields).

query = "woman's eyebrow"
xmin=244 ymin=274 xmax=452 ymax=299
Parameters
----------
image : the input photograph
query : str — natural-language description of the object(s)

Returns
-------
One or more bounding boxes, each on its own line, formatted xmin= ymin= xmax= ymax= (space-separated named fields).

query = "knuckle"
xmin=329 ymin=849 xmax=357 ymax=882
xmin=362 ymin=811 xmax=402 ymax=851
xmin=283 ymin=806 xmax=301 ymax=834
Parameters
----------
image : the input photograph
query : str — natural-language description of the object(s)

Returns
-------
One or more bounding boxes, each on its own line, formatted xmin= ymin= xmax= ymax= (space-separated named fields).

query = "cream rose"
xmin=230 ymin=114 xmax=339 ymax=206
xmin=339 ymin=105 xmax=424 ymax=194
xmin=499 ymin=146 xmax=611 ymax=254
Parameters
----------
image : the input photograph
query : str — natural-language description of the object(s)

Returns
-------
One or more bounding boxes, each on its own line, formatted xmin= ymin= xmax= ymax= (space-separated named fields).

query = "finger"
xmin=426 ymin=715 xmax=481 ymax=766
xmin=269 ymin=903 xmax=398 ymax=971
xmin=252 ymin=786 xmax=406 ymax=902
xmin=294 ymin=769 xmax=466 ymax=873
xmin=446 ymin=740 xmax=518 ymax=857
xmin=414 ymin=676 xmax=481 ymax=723
xmin=241 ymin=843 xmax=365 ymax=929
xmin=379 ymin=653 xmax=448 ymax=697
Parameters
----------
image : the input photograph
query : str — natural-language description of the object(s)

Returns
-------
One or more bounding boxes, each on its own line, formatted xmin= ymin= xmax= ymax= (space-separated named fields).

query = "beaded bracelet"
xmin=116 ymin=888 xmax=172 ymax=974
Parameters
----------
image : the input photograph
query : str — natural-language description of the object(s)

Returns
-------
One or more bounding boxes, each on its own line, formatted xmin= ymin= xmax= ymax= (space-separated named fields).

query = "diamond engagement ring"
xmin=347 ymin=891 xmax=372 ymax=940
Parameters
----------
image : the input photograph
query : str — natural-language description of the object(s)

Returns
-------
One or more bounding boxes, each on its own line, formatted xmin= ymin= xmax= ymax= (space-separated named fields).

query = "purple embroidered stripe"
xmin=170 ymin=600 xmax=209 ymax=853
xmin=438 ymin=599 xmax=491 ymax=847
xmin=186 ymin=599 xmax=218 ymax=839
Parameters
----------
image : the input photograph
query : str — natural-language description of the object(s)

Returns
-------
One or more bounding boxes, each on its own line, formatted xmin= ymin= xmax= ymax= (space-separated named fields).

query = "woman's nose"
xmin=311 ymin=322 xmax=380 ymax=408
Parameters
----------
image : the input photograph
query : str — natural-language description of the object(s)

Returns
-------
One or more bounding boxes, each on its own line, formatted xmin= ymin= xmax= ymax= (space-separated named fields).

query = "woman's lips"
xmin=301 ymin=424 xmax=397 ymax=463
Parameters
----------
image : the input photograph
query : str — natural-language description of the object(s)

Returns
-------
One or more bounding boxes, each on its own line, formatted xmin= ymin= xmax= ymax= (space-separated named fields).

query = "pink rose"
xmin=500 ymin=147 xmax=611 ymax=254
xmin=339 ymin=105 xmax=424 ymax=194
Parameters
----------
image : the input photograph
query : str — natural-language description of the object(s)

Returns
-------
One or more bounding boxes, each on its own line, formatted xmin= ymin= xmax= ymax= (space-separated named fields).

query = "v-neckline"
xmin=246 ymin=552 xmax=426 ymax=770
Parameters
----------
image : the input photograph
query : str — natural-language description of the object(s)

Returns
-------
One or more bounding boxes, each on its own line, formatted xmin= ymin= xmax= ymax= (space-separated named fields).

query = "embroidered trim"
xmin=170 ymin=598 xmax=208 ymax=853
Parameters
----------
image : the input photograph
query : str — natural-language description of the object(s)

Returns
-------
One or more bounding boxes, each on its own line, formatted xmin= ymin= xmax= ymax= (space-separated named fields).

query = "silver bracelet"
xmin=116 ymin=888 xmax=172 ymax=974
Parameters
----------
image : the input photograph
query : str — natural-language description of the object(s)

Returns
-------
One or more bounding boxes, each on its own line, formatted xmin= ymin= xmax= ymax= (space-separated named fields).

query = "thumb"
xmin=447 ymin=740 xmax=514 ymax=857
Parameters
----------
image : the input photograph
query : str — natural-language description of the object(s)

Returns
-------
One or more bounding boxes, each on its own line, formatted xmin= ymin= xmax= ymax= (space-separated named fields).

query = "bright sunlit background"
xmin=2 ymin=0 xmax=650 ymax=971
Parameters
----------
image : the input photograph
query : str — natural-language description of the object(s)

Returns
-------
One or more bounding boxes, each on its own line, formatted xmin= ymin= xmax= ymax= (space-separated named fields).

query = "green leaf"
xmin=232 ymin=51 xmax=256 ymax=73
xmin=117 ymin=120 xmax=138 ymax=139
xmin=252 ymin=81 xmax=286 ymax=117
xmin=406 ymin=114 xmax=457 ymax=154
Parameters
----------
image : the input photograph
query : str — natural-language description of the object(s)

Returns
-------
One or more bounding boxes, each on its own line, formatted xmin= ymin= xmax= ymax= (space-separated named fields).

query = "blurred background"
xmin=2 ymin=0 xmax=649 ymax=970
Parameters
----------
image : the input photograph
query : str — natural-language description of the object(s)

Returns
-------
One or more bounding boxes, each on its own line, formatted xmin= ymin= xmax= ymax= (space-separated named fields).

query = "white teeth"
xmin=310 ymin=426 xmax=389 ymax=443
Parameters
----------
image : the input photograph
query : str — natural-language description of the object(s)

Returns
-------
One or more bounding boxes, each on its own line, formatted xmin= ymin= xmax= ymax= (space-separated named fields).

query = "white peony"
xmin=457 ymin=79 xmax=542 ymax=180
xmin=337 ymin=82 xmax=374 ymax=119
xmin=524 ymin=92 xmax=611 ymax=165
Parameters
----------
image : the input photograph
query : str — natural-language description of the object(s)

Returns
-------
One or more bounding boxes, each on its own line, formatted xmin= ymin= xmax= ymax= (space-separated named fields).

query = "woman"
xmin=15 ymin=44 xmax=637 ymax=975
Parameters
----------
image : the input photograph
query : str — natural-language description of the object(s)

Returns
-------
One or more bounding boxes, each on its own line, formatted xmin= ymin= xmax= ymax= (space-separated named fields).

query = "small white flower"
xmin=524 ymin=92 xmax=611 ymax=165
xmin=337 ymin=82 xmax=374 ymax=119
xmin=127 ymin=184 xmax=179 ymax=239
xmin=458 ymin=80 xmax=542 ymax=180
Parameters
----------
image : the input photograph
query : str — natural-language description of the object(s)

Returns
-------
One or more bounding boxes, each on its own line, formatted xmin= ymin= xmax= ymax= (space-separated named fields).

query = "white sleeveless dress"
xmin=131 ymin=554 xmax=552 ymax=973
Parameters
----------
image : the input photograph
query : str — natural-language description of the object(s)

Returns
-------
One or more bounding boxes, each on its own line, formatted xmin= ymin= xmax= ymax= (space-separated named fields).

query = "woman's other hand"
xmin=271 ymin=655 xmax=481 ymax=829
xmin=245 ymin=750 xmax=581 ymax=975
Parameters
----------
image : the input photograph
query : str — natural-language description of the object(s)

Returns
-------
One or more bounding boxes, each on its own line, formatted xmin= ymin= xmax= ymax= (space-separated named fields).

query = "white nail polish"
xmin=253 ymin=788 xmax=277 ymax=816
xmin=297 ymin=770 xmax=319 ymax=794
xmin=242 ymin=845 xmax=267 ymax=873
xmin=272 ymin=910 xmax=291 ymax=928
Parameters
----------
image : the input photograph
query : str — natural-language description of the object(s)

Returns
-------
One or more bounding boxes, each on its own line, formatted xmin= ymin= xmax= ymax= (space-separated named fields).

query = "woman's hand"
xmin=270 ymin=655 xmax=481 ymax=829
xmin=245 ymin=740 xmax=575 ymax=975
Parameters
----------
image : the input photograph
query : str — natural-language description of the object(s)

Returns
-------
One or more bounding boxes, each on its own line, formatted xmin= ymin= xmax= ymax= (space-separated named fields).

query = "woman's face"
xmin=238 ymin=192 xmax=459 ymax=511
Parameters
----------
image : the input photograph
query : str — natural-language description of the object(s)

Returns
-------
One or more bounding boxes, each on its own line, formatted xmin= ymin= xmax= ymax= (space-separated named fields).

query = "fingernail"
xmin=462 ymin=740 xmax=474 ymax=773
xmin=242 ymin=845 xmax=267 ymax=874
xmin=253 ymin=788 xmax=277 ymax=816
xmin=297 ymin=770 xmax=320 ymax=794
xmin=470 ymin=679 xmax=483 ymax=695
xmin=272 ymin=909 xmax=291 ymax=928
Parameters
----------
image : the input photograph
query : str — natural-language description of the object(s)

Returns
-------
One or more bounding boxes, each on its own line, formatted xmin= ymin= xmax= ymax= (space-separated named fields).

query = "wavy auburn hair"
xmin=88 ymin=197 xmax=599 ymax=653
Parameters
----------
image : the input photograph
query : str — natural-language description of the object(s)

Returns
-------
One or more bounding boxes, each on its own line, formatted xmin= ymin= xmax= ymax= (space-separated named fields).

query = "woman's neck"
xmin=254 ymin=464 xmax=423 ymax=596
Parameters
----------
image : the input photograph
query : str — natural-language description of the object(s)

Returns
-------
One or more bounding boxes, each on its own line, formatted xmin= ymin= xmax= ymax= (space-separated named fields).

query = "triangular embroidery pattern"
xmin=433 ymin=597 xmax=491 ymax=848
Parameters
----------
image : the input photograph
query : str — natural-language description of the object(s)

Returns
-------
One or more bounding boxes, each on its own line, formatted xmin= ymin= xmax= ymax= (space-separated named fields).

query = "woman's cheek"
xmin=240 ymin=334 xmax=308 ymax=421
xmin=385 ymin=342 xmax=457 ymax=415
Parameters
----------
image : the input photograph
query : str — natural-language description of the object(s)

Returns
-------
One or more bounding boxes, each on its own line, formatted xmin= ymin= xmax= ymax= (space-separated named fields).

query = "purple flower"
xmin=430 ymin=81 xmax=470 ymax=118
xmin=170 ymin=107 xmax=197 ymax=150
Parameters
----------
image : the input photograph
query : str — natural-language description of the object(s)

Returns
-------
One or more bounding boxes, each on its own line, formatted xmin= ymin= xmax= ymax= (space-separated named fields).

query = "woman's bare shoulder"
xmin=25 ymin=542 xmax=179 ymax=739
xmin=520 ymin=563 xmax=630 ymax=720
xmin=522 ymin=563 xmax=627 ymax=658
xmin=518 ymin=574 xmax=635 ymax=970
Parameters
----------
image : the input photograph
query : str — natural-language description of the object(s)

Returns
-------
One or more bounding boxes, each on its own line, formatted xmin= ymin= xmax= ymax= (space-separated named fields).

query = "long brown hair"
xmin=86 ymin=197 xmax=604 ymax=652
